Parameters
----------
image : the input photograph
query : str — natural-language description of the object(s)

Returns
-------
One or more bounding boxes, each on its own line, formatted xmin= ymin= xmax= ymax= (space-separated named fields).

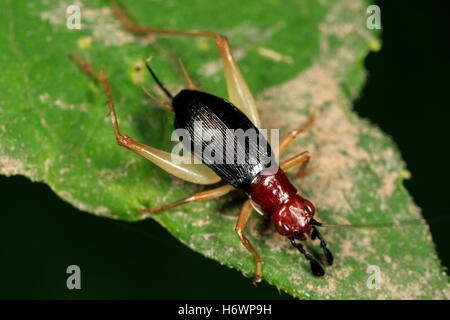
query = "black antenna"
xmin=145 ymin=60 xmax=173 ymax=100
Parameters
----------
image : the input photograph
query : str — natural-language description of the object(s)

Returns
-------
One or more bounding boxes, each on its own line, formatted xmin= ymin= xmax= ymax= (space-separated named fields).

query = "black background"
xmin=1 ymin=1 xmax=449 ymax=299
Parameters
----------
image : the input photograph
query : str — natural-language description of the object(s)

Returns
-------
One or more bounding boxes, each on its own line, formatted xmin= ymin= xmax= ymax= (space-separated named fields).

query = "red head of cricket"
xmin=247 ymin=167 xmax=316 ymax=239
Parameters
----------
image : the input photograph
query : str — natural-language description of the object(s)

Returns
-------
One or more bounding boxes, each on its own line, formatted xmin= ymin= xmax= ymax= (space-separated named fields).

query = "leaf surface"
xmin=1 ymin=0 xmax=449 ymax=299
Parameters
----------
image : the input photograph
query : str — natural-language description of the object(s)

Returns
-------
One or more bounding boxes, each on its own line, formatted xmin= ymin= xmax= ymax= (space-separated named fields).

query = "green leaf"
xmin=1 ymin=0 xmax=449 ymax=299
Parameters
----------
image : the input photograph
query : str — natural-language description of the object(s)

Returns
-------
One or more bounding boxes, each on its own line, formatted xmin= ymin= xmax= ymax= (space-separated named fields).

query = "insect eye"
xmin=304 ymin=202 xmax=313 ymax=214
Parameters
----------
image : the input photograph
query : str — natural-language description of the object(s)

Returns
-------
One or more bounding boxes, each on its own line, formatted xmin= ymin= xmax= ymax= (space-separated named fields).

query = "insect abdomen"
xmin=172 ymin=90 xmax=274 ymax=190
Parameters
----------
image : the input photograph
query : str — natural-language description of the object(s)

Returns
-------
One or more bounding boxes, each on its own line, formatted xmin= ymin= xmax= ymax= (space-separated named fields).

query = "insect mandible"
xmin=69 ymin=0 xmax=333 ymax=284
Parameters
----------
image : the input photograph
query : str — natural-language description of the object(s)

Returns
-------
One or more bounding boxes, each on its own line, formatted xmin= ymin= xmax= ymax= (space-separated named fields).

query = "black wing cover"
xmin=173 ymin=90 xmax=274 ymax=190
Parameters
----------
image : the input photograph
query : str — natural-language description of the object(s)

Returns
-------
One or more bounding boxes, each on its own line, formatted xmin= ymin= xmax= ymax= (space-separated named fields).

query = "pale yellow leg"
xmin=278 ymin=107 xmax=317 ymax=156
xmin=178 ymin=58 xmax=197 ymax=90
xmin=109 ymin=0 xmax=261 ymax=128
xmin=280 ymin=151 xmax=314 ymax=178
xmin=138 ymin=184 xmax=235 ymax=215
xmin=69 ymin=54 xmax=220 ymax=185
xmin=141 ymin=86 xmax=173 ymax=111
xmin=235 ymin=199 xmax=262 ymax=285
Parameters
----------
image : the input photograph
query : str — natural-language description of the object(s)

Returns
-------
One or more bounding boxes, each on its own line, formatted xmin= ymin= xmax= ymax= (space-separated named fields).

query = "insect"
xmin=69 ymin=0 xmax=333 ymax=284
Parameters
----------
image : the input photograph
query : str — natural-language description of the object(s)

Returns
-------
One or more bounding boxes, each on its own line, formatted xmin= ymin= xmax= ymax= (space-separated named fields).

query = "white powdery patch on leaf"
xmin=40 ymin=1 xmax=135 ymax=47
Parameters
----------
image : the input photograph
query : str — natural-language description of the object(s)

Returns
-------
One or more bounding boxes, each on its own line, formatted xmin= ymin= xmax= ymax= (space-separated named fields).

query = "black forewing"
xmin=172 ymin=90 xmax=274 ymax=190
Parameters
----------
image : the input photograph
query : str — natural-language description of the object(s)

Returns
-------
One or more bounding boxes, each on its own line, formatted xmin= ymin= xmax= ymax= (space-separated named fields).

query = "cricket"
xmin=70 ymin=0 xmax=337 ymax=284
xmin=2 ymin=0 xmax=448 ymax=302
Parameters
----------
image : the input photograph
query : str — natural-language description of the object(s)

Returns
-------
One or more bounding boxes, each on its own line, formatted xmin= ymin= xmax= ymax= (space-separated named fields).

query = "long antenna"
xmin=145 ymin=59 xmax=173 ymax=100
xmin=310 ymin=213 xmax=450 ymax=230
xmin=310 ymin=218 xmax=427 ymax=229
